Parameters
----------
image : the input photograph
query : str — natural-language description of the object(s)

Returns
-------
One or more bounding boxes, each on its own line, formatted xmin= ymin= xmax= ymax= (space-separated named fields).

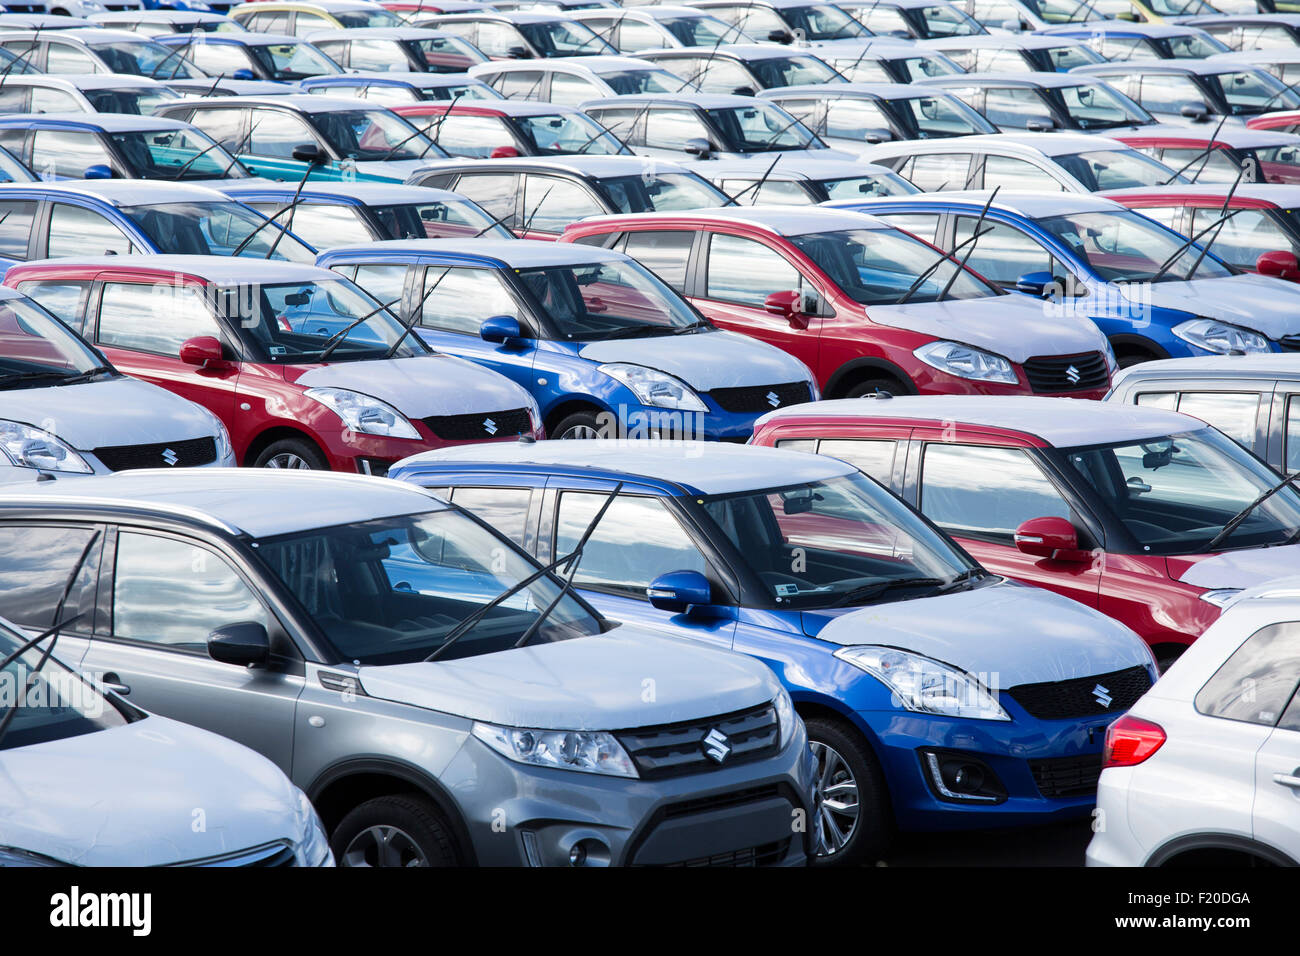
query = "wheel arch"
xmin=824 ymin=357 xmax=916 ymax=399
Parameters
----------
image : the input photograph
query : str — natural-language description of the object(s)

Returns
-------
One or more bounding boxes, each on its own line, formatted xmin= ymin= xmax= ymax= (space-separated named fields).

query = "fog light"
xmin=569 ymin=843 xmax=587 ymax=867
xmin=921 ymin=749 xmax=1007 ymax=804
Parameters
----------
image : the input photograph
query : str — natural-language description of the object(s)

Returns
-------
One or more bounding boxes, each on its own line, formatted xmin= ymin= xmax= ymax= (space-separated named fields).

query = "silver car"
xmin=0 ymin=468 xmax=815 ymax=867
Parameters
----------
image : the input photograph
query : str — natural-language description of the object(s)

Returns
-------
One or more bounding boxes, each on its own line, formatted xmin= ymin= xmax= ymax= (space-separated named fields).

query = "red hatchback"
xmin=750 ymin=394 xmax=1300 ymax=668
xmin=1109 ymin=127 xmax=1300 ymax=185
xmin=3 ymin=256 xmax=541 ymax=473
xmin=561 ymin=207 xmax=1116 ymax=400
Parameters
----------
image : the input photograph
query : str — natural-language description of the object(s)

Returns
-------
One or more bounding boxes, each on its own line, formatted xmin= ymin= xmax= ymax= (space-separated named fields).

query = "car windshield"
xmin=370 ymin=198 xmax=514 ymax=239
xmin=255 ymin=510 xmax=605 ymax=665
xmin=918 ymin=4 xmax=983 ymax=36
xmin=747 ymin=54 xmax=844 ymax=88
xmin=788 ymin=227 xmax=1000 ymax=304
xmin=821 ymin=171 xmax=918 ymax=199
xmin=248 ymin=41 xmax=341 ymax=80
xmin=88 ymin=39 xmax=204 ymax=78
xmin=889 ymin=94 xmax=993 ymax=137
xmin=1204 ymin=69 xmax=1300 ymax=115
xmin=313 ymin=108 xmax=442 ymax=161
xmin=513 ymin=110 xmax=626 ymax=154
xmin=596 ymin=171 xmax=730 ymax=212
xmin=1023 ymin=0 xmax=1103 ymax=23
xmin=1059 ymin=428 xmax=1300 ymax=555
xmin=84 ymin=86 xmax=180 ymax=115
xmin=517 ymin=19 xmax=615 ymax=55
xmin=782 ymin=4 xmax=869 ymax=40
xmin=514 ymin=258 xmax=701 ymax=340
xmin=706 ymin=103 xmax=821 ymax=151
xmin=120 ymin=201 xmax=315 ymax=260
xmin=1250 ymin=144 xmax=1300 ymax=180
xmin=1159 ymin=33 xmax=1227 ymax=59
xmin=0 ymin=621 xmax=127 ymax=753
xmin=1046 ymin=82 xmax=1151 ymax=130
xmin=1035 ymin=209 xmax=1231 ymax=281
xmin=420 ymin=81 xmax=501 ymax=100
xmin=404 ymin=35 xmax=485 ymax=72
xmin=0 ymin=296 xmax=110 ymax=388
xmin=0 ymin=145 xmax=32 ymax=183
xmin=698 ymin=474 xmax=978 ymax=610
xmin=335 ymin=8 xmax=405 ymax=27
xmin=1054 ymin=147 xmax=1184 ymax=190
xmin=110 ymin=128 xmax=249 ymax=180
xmin=217 ymin=278 xmax=427 ymax=361
xmin=599 ymin=68 xmax=682 ymax=94
xmin=660 ymin=14 xmax=731 ymax=46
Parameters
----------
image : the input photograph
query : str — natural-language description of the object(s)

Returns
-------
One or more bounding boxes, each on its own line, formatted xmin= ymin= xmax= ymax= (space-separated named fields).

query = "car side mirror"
xmin=232 ymin=68 xmax=256 ymax=81
xmin=1014 ymin=516 xmax=1090 ymax=562
xmin=863 ymin=127 xmax=893 ymax=143
xmin=647 ymin=569 xmax=713 ymax=614
xmin=764 ymin=289 xmax=807 ymax=326
xmin=179 ymin=335 xmax=227 ymax=368
xmin=1015 ymin=271 xmax=1054 ymax=296
xmin=506 ymin=45 xmax=532 ymax=59
xmin=489 ymin=145 xmax=520 ymax=158
xmin=208 ymin=622 xmax=270 ymax=667
xmin=1025 ymin=115 xmax=1056 ymax=132
xmin=768 ymin=29 xmax=794 ymax=44
xmin=1180 ymin=101 xmax=1210 ymax=123
xmin=83 ymin=164 xmax=113 ymax=179
xmin=480 ymin=314 xmax=522 ymax=344
xmin=683 ymin=137 xmax=714 ymax=159
xmin=292 ymin=143 xmax=328 ymax=164
xmin=1000 ymin=18 xmax=1021 ymax=31
xmin=1257 ymin=249 xmax=1300 ymax=281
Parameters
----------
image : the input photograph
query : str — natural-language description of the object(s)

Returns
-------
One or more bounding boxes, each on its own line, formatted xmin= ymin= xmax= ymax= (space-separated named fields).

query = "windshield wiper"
xmin=54 ymin=365 xmax=115 ymax=386
xmin=0 ymin=368 xmax=76 ymax=388
xmin=595 ymin=323 xmax=673 ymax=341
xmin=425 ymin=483 xmax=624 ymax=662
xmin=826 ymin=576 xmax=947 ymax=608
xmin=667 ymin=318 xmax=712 ymax=335
xmin=1204 ymin=472 xmax=1300 ymax=553
xmin=316 ymin=295 xmax=402 ymax=362
xmin=930 ymin=568 xmax=985 ymax=595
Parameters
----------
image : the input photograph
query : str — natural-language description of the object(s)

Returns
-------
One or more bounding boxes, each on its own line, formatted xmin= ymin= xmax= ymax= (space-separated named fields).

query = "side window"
xmin=818 ymin=439 xmax=897 ymax=484
xmin=47 ymin=204 xmax=135 ymax=258
xmin=433 ymin=115 xmax=512 ymax=158
xmin=0 ymin=525 xmax=99 ymax=631
xmin=292 ymin=12 xmax=333 ymax=35
xmin=349 ymin=263 xmax=409 ymax=308
xmin=1135 ymin=73 xmax=1205 ymax=114
xmin=271 ymin=204 xmax=370 ymax=250
xmin=982 ymin=87 xmax=1046 ymax=129
xmin=248 ymin=109 xmax=319 ymax=159
xmin=475 ymin=23 xmax=526 ymax=58
xmin=1174 ymin=392 xmax=1260 ymax=447
xmin=185 ymin=107 xmax=246 ymax=151
xmin=1165 ymin=148 xmax=1238 ymax=182
xmin=1135 ymin=391 xmax=1177 ymax=410
xmin=29 ymin=87 xmax=81 ymax=113
xmin=449 ymin=172 xmax=518 ymax=225
xmin=1132 ymin=205 xmax=1181 ymax=231
xmin=12 ymin=280 xmax=90 ymax=331
xmin=824 ymin=98 xmax=892 ymax=139
xmin=548 ymin=73 xmax=602 ymax=106
xmin=953 ymin=216 xmax=1055 ymax=286
xmin=1287 ymin=395 xmax=1300 ymax=474
xmin=493 ymin=70 xmax=544 ymax=99
xmin=921 ymin=443 xmax=1072 ymax=541
xmin=0 ymin=87 xmax=27 ymax=112
xmin=900 ymin=152 xmax=971 ymax=191
xmin=112 ymin=532 xmax=267 ymax=649
xmin=1196 ymin=621 xmax=1300 ymax=727
xmin=521 ymin=174 xmax=603 ymax=234
xmin=554 ymin=492 xmax=708 ymax=597
xmin=344 ymin=39 xmax=403 ymax=72
xmin=584 ymin=107 xmax=645 ymax=145
xmin=981 ymin=154 xmax=1065 ymax=192
xmin=187 ymin=42 xmax=252 ymax=78
xmin=44 ymin=42 xmax=101 ymax=73
xmin=96 ymin=282 xmax=221 ymax=355
xmin=449 ymin=486 xmax=532 ymax=547
xmin=727 ymin=179 xmax=808 ymax=206
xmin=705 ymin=233 xmax=802 ymax=306
xmin=1187 ymin=208 xmax=1298 ymax=270
xmin=29 ymin=130 xmax=115 ymax=180
xmin=421 ymin=265 xmax=521 ymax=335
xmin=774 ymin=438 xmax=817 ymax=453
xmin=0 ymin=200 xmax=35 ymax=260
xmin=872 ymin=212 xmax=941 ymax=244
xmin=693 ymin=58 xmax=754 ymax=95
xmin=618 ymin=20 xmax=664 ymax=52
xmin=621 ymin=230 xmax=694 ymax=291
xmin=642 ymin=108 xmax=710 ymax=151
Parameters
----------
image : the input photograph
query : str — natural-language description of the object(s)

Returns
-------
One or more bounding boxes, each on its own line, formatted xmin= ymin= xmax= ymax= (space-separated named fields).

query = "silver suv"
xmin=0 ymin=468 xmax=815 ymax=867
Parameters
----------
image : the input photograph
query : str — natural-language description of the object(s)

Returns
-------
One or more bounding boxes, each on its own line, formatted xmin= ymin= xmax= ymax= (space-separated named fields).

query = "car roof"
xmin=0 ymin=112 xmax=190 ymax=132
xmin=0 ymin=178 xmax=232 ymax=206
xmin=475 ymin=54 xmax=654 ymax=73
xmin=9 ymin=254 xmax=339 ymax=286
xmin=576 ymin=204 xmax=888 ymax=235
xmin=826 ymin=188 xmax=1123 ymax=218
xmin=701 ymin=155 xmax=896 ymax=179
xmin=426 ymin=10 xmax=584 ymax=22
xmin=0 ymin=27 xmax=150 ymax=43
xmin=160 ymin=31 xmax=308 ymax=45
xmin=403 ymin=98 xmax=578 ymax=116
xmin=304 ymin=25 xmax=464 ymax=38
xmin=1074 ymin=61 xmax=1243 ymax=76
xmin=1114 ymin=126 xmax=1300 ymax=148
xmin=757 ymin=395 xmax=1201 ymax=446
xmin=1181 ymin=12 xmax=1300 ymax=24
xmin=762 ymin=81 xmax=952 ymax=100
xmin=412 ymin=153 xmax=690 ymax=177
xmin=215 ymin=180 xmax=465 ymax=204
xmin=1112 ymin=354 xmax=1300 ymax=385
xmin=1041 ymin=22 xmax=1206 ymax=37
xmin=921 ymin=71 xmax=1105 ymax=89
xmin=658 ymin=42 xmax=824 ymax=60
xmin=302 ymin=70 xmax=489 ymax=87
xmin=1209 ymin=49 xmax=1300 ymax=66
xmin=318 ymin=236 xmax=627 ymax=267
xmin=868 ymin=131 xmax=1124 ymax=157
xmin=159 ymin=93 xmax=374 ymax=112
xmin=403 ymin=439 xmax=856 ymax=495
xmin=1100 ymin=182 xmax=1300 ymax=206
xmin=581 ymin=91 xmax=765 ymax=109
xmin=925 ymin=34 xmax=1089 ymax=49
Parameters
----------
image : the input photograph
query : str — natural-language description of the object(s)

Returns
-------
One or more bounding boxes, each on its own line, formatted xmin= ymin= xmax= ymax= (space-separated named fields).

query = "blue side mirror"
xmin=83 ymin=164 xmax=113 ymax=180
xmin=647 ymin=570 xmax=712 ymax=614
xmin=232 ymin=68 xmax=257 ymax=81
xmin=480 ymin=314 xmax=522 ymax=344
xmin=1016 ymin=271 xmax=1054 ymax=297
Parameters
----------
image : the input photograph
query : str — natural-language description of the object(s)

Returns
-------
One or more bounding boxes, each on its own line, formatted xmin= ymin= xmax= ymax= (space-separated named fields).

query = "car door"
xmin=0 ymin=521 xmax=105 ymax=668
xmin=77 ymin=527 xmax=303 ymax=771
xmin=1256 ymin=657 xmax=1300 ymax=862
xmin=907 ymin=431 xmax=1103 ymax=608
xmin=244 ymin=106 xmax=333 ymax=182
xmin=541 ymin=479 xmax=736 ymax=648
xmin=27 ymin=129 xmax=120 ymax=181
xmin=634 ymin=106 xmax=714 ymax=160
xmin=1270 ymin=387 xmax=1300 ymax=473
xmin=42 ymin=202 xmax=139 ymax=259
xmin=518 ymin=172 xmax=605 ymax=238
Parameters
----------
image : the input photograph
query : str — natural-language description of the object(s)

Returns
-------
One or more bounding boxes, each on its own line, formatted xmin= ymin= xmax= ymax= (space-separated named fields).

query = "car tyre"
xmin=805 ymin=716 xmax=892 ymax=867
xmin=332 ymin=794 xmax=458 ymax=868
xmin=553 ymin=410 xmax=605 ymax=440
xmin=252 ymin=437 xmax=328 ymax=470
xmin=844 ymin=377 xmax=905 ymax=400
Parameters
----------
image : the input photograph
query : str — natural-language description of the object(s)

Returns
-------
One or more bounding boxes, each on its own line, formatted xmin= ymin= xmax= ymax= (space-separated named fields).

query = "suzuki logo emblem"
xmin=483 ymin=418 xmax=498 ymax=436
xmin=766 ymin=391 xmax=780 ymax=408
xmin=161 ymin=448 xmax=179 ymax=466
xmin=702 ymin=727 xmax=731 ymax=763
xmin=1093 ymin=684 xmax=1113 ymax=708
xmin=1065 ymin=365 xmax=1081 ymax=385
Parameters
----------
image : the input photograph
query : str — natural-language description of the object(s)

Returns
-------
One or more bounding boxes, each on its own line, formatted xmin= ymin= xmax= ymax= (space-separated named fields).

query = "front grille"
xmin=174 ymin=842 xmax=296 ymax=867
xmin=422 ymin=407 xmax=531 ymax=442
xmin=1279 ymin=335 xmax=1300 ymax=352
xmin=1008 ymin=664 xmax=1152 ymax=721
xmin=664 ymin=838 xmax=791 ymax=867
xmin=92 ymin=436 xmax=217 ymax=472
xmin=615 ymin=702 xmax=780 ymax=780
xmin=1021 ymin=351 xmax=1109 ymax=394
xmin=1028 ymin=754 xmax=1103 ymax=799
xmin=707 ymin=381 xmax=812 ymax=413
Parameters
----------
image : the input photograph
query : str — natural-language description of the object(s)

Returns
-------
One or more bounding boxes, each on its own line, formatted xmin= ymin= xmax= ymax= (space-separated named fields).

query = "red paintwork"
xmin=1 ymin=262 xmax=542 ymax=472
xmin=1248 ymin=111 xmax=1300 ymax=133
xmin=750 ymin=412 xmax=1220 ymax=650
xmin=1111 ymin=131 xmax=1300 ymax=185
xmin=560 ymin=214 xmax=1112 ymax=400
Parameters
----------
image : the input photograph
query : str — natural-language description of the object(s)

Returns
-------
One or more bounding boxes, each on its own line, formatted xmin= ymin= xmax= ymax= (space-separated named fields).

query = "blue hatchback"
xmin=830 ymin=190 xmax=1300 ymax=363
xmin=389 ymin=440 xmax=1157 ymax=864
xmin=318 ymin=239 xmax=818 ymax=441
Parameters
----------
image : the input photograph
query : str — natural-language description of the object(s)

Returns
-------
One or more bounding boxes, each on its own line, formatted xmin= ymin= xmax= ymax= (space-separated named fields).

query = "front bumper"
xmin=443 ymin=720 xmax=816 ymax=866
xmin=316 ymin=422 xmax=545 ymax=476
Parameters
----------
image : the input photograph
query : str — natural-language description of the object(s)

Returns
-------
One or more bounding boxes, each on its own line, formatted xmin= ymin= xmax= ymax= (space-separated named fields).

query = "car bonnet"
xmin=577 ymin=328 xmax=812 ymax=390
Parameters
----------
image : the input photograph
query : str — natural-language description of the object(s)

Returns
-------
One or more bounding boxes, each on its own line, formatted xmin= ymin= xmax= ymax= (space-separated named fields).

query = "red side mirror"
xmin=1014 ymin=516 xmax=1090 ymax=563
xmin=764 ymin=290 xmax=807 ymax=328
xmin=489 ymin=145 xmax=520 ymax=158
xmin=1256 ymin=250 xmax=1300 ymax=282
xmin=179 ymin=335 xmax=226 ymax=368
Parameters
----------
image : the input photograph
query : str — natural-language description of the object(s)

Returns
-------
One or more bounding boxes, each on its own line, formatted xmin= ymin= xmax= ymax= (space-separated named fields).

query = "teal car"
xmin=155 ymin=93 xmax=450 ymax=183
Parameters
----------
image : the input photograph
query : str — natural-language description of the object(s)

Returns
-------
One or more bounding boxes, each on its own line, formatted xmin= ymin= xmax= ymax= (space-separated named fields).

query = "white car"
xmin=0 ymin=614 xmax=332 ymax=866
xmin=0 ymin=287 xmax=234 ymax=476
xmin=1087 ymin=581 xmax=1300 ymax=867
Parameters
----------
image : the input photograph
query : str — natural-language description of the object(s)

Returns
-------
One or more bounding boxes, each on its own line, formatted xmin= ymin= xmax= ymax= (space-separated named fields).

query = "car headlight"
xmin=834 ymin=645 xmax=1010 ymax=721
xmin=304 ymin=387 xmax=421 ymax=440
xmin=913 ymin=341 xmax=1018 ymax=385
xmin=202 ymin=411 xmax=233 ymax=463
xmin=472 ymin=721 xmax=638 ymax=778
xmin=0 ymin=846 xmax=67 ymax=867
xmin=291 ymin=787 xmax=334 ymax=867
xmin=774 ymin=685 xmax=796 ymax=747
xmin=1172 ymin=319 xmax=1270 ymax=355
xmin=1102 ymin=338 xmax=1119 ymax=374
xmin=598 ymin=363 xmax=708 ymax=412
xmin=0 ymin=420 xmax=93 ymax=474
xmin=1199 ymin=588 xmax=1241 ymax=609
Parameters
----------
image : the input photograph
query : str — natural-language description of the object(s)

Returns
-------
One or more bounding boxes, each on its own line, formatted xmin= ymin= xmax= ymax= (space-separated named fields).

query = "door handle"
xmin=1272 ymin=771 xmax=1300 ymax=789
xmin=101 ymin=673 xmax=130 ymax=697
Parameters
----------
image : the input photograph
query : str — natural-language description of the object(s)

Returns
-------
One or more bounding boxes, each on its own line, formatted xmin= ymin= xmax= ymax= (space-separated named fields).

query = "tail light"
xmin=1102 ymin=715 xmax=1166 ymax=768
